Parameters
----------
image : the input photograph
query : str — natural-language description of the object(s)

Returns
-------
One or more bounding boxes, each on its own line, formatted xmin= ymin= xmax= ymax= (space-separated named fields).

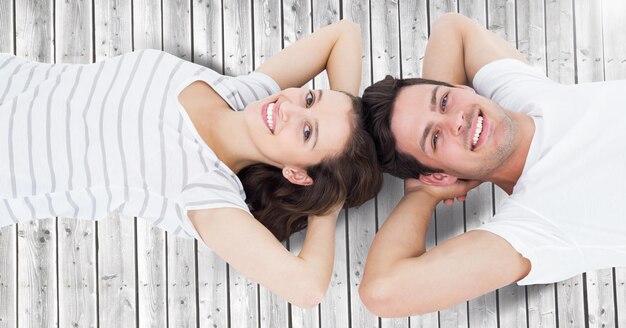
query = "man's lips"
xmin=470 ymin=111 xmax=485 ymax=150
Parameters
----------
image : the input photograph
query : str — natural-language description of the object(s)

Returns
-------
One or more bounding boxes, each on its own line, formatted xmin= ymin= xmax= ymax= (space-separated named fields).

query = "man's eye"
xmin=304 ymin=124 xmax=312 ymax=141
xmin=441 ymin=94 xmax=448 ymax=111
xmin=433 ymin=131 xmax=440 ymax=149
xmin=306 ymin=91 xmax=315 ymax=108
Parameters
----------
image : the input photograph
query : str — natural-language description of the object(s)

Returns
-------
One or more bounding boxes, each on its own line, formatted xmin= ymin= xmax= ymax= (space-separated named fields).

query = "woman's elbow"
xmin=290 ymin=284 xmax=326 ymax=309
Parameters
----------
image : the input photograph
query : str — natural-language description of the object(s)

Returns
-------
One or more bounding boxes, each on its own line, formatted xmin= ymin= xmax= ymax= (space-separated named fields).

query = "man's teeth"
xmin=472 ymin=116 xmax=483 ymax=147
xmin=266 ymin=103 xmax=275 ymax=130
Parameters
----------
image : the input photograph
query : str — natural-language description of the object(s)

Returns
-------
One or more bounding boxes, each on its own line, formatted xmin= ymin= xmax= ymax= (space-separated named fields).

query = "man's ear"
xmin=419 ymin=173 xmax=458 ymax=186
xmin=282 ymin=167 xmax=314 ymax=186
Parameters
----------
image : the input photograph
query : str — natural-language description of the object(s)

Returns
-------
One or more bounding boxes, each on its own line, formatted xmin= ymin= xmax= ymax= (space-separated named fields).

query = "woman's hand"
xmin=404 ymin=178 xmax=482 ymax=206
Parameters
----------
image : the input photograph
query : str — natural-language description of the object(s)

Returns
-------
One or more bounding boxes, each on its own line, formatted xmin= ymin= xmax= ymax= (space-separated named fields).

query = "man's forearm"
xmin=364 ymin=191 xmax=438 ymax=274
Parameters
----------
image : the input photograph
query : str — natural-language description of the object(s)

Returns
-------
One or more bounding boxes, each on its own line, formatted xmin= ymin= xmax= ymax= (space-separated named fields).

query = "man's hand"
xmin=404 ymin=178 xmax=482 ymax=206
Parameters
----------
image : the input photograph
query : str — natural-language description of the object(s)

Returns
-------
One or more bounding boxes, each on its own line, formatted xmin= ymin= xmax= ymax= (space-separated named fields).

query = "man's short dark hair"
xmin=362 ymin=75 xmax=454 ymax=179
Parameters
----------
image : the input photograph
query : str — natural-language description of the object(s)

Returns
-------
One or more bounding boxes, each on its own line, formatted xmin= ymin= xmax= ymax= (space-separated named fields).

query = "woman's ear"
xmin=282 ymin=167 xmax=314 ymax=186
xmin=419 ymin=173 xmax=458 ymax=186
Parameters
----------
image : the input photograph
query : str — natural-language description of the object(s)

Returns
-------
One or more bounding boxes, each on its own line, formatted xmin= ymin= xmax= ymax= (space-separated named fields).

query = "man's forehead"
xmin=390 ymin=85 xmax=435 ymax=156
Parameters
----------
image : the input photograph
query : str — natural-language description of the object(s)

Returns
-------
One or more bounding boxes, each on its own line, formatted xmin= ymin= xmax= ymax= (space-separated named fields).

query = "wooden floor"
xmin=1 ymin=0 xmax=625 ymax=327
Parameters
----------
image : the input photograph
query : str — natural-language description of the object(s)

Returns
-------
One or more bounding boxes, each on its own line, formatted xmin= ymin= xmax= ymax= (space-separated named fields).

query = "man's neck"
xmin=488 ymin=111 xmax=536 ymax=195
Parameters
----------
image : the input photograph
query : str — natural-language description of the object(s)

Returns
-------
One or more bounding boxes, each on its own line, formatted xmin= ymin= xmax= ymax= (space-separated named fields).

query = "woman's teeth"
xmin=472 ymin=116 xmax=483 ymax=147
xmin=266 ymin=103 xmax=275 ymax=131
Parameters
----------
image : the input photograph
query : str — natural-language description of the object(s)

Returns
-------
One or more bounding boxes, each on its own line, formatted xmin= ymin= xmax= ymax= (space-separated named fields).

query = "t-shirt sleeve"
xmin=473 ymin=199 xmax=584 ymax=285
xmin=472 ymin=59 xmax=556 ymax=114
xmin=208 ymin=71 xmax=281 ymax=111
xmin=180 ymin=168 xmax=251 ymax=214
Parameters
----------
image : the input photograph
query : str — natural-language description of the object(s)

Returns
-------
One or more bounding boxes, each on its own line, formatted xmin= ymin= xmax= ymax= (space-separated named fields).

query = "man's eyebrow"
xmin=430 ymin=85 xmax=440 ymax=112
xmin=420 ymin=122 xmax=432 ymax=153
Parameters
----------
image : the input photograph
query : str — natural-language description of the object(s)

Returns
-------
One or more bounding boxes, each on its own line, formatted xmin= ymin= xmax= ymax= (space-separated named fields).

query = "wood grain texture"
xmin=17 ymin=219 xmax=58 ymax=328
xmin=15 ymin=0 xmax=53 ymax=62
xmin=94 ymin=0 xmax=132 ymax=59
xmin=0 ymin=0 xmax=13 ymax=53
xmin=0 ymin=226 xmax=16 ymax=328
xmin=97 ymin=213 xmax=136 ymax=327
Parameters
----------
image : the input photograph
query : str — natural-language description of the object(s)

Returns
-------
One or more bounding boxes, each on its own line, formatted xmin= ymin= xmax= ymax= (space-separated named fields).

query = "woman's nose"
xmin=280 ymin=102 xmax=305 ymax=122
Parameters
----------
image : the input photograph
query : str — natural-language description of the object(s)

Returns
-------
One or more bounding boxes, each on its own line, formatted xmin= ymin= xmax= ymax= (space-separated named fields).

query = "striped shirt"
xmin=0 ymin=49 xmax=280 ymax=242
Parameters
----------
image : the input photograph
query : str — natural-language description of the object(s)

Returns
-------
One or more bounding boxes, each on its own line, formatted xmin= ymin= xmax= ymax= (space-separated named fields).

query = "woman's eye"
xmin=304 ymin=124 xmax=312 ymax=141
xmin=433 ymin=131 xmax=440 ymax=149
xmin=441 ymin=94 xmax=448 ymax=112
xmin=305 ymin=91 xmax=315 ymax=108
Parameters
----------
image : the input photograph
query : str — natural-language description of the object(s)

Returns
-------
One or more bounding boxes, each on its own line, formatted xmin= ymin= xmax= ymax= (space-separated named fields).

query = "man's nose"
xmin=444 ymin=111 xmax=466 ymax=136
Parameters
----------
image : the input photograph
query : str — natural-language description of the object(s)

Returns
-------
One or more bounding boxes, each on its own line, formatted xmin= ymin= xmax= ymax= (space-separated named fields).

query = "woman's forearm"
xmin=325 ymin=20 xmax=363 ymax=95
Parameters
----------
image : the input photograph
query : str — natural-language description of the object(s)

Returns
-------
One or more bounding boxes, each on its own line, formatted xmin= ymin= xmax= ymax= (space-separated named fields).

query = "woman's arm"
xmin=255 ymin=20 xmax=362 ymax=95
xmin=189 ymin=206 xmax=341 ymax=308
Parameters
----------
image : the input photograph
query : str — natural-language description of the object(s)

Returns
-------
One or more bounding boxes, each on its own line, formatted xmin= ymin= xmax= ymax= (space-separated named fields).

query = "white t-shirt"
xmin=0 ymin=50 xmax=280 ymax=247
xmin=472 ymin=59 xmax=626 ymax=285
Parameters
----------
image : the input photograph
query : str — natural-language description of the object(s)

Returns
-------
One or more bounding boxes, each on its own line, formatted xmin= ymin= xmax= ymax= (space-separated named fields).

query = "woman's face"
xmin=244 ymin=88 xmax=353 ymax=184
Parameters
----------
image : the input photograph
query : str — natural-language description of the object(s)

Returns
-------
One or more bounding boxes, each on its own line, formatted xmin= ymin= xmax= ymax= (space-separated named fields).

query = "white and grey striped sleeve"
xmin=209 ymin=71 xmax=281 ymax=111
xmin=180 ymin=168 xmax=250 ymax=214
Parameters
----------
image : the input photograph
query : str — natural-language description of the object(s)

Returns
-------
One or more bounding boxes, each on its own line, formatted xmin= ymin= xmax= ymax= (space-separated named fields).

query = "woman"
xmin=0 ymin=20 xmax=382 ymax=307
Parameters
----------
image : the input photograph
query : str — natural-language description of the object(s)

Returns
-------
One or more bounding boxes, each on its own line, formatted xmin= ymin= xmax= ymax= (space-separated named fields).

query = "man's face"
xmin=390 ymin=83 xmax=519 ymax=180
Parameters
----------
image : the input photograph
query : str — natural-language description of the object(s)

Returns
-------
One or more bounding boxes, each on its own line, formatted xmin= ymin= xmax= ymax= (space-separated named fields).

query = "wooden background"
xmin=1 ymin=0 xmax=625 ymax=327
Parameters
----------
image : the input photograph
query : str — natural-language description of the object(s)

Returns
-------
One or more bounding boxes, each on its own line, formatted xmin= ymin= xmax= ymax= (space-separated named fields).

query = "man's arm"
xmin=359 ymin=180 xmax=531 ymax=317
xmin=422 ymin=13 xmax=528 ymax=85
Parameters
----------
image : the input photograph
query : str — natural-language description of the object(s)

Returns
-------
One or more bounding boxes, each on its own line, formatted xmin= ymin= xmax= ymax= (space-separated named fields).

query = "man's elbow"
xmin=431 ymin=12 xmax=468 ymax=35
xmin=360 ymin=276 xmax=434 ymax=317
xmin=359 ymin=277 xmax=404 ymax=318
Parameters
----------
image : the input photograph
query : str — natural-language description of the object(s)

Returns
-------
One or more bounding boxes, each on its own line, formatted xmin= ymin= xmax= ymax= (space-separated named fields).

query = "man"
xmin=358 ymin=13 xmax=626 ymax=317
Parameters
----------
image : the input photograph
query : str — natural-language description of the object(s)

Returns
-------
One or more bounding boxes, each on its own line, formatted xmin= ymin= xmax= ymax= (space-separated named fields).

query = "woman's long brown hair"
xmin=238 ymin=95 xmax=383 ymax=241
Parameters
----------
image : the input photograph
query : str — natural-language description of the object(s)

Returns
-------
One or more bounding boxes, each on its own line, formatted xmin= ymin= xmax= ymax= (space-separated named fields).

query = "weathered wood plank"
xmin=486 ymin=2 xmax=529 ymax=326
xmin=136 ymin=222 xmax=167 ymax=328
xmin=517 ymin=2 xmax=558 ymax=327
xmin=15 ymin=0 xmax=53 ymax=62
xmin=94 ymin=0 xmax=133 ymax=59
xmin=55 ymin=1 xmax=97 ymax=327
xmin=0 ymin=3 xmax=16 ymax=327
xmin=370 ymin=1 xmax=405 ymax=328
xmin=0 ymin=226 xmax=16 ymax=328
xmin=14 ymin=3 xmax=57 ymax=327
xmin=132 ymin=3 xmax=168 ymax=327
xmin=0 ymin=0 xmax=13 ymax=53
xmin=429 ymin=1 xmax=471 ymax=325
xmin=253 ymin=1 xmax=290 ymax=326
xmin=342 ymin=1 xmax=377 ymax=326
xmin=397 ymin=2 xmax=440 ymax=326
xmin=192 ymin=0 xmax=223 ymax=71
xmin=192 ymin=1 xmax=230 ymax=327
xmin=222 ymin=2 xmax=260 ymax=327
xmin=282 ymin=2 xmax=323 ymax=327
xmin=163 ymin=2 xmax=198 ymax=326
xmin=133 ymin=0 xmax=163 ymax=51
xmin=598 ymin=2 xmax=626 ymax=327
xmin=98 ymin=213 xmax=137 ymax=327
xmin=456 ymin=3 xmax=499 ymax=327
xmin=17 ymin=219 xmax=58 ymax=328
xmin=57 ymin=218 xmax=97 ymax=328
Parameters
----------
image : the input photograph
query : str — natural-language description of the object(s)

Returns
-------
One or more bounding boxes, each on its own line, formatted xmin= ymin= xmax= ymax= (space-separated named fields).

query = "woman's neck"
xmin=178 ymin=81 xmax=261 ymax=173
